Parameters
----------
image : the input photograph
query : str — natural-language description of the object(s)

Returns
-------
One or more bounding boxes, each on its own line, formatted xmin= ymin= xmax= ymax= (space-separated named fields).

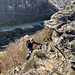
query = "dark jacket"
xmin=27 ymin=41 xmax=40 ymax=49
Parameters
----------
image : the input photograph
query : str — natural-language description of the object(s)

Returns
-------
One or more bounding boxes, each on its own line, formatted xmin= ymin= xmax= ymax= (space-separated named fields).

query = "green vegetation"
xmin=0 ymin=14 xmax=52 ymax=27
xmin=0 ymin=25 xmax=43 ymax=43
xmin=43 ymin=27 xmax=53 ymax=43
xmin=32 ymin=24 xmax=39 ymax=27
xmin=55 ymin=71 xmax=60 ymax=75
xmin=40 ymin=22 xmax=44 ymax=25
xmin=34 ymin=51 xmax=42 ymax=58
xmin=0 ymin=0 xmax=58 ymax=27
xmin=24 ymin=59 xmax=36 ymax=72
xmin=34 ymin=50 xmax=49 ymax=59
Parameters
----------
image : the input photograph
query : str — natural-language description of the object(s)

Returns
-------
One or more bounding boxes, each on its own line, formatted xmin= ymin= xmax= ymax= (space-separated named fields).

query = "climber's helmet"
xmin=30 ymin=38 xmax=33 ymax=43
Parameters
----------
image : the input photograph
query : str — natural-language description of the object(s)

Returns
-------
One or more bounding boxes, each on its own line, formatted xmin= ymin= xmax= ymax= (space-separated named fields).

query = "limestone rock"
xmin=6 ymin=1 xmax=75 ymax=75
xmin=44 ymin=1 xmax=75 ymax=75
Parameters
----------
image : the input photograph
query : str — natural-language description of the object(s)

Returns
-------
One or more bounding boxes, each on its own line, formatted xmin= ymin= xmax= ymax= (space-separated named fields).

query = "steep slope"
xmin=6 ymin=1 xmax=75 ymax=75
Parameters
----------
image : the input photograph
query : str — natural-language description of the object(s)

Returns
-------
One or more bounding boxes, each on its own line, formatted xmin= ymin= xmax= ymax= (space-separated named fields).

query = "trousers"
xmin=29 ymin=48 xmax=33 ymax=53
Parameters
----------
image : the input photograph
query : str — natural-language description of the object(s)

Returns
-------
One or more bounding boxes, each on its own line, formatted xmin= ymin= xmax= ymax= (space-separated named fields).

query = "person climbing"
xmin=26 ymin=38 xmax=41 ymax=60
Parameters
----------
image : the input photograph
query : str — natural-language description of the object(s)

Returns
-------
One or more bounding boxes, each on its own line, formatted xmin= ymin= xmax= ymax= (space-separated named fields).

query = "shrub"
xmin=55 ymin=71 xmax=60 ymax=75
xmin=24 ymin=59 xmax=36 ymax=72
xmin=34 ymin=50 xmax=42 ymax=58
xmin=40 ymin=22 xmax=44 ymax=25
xmin=0 ymin=37 xmax=29 ymax=73
xmin=34 ymin=50 xmax=48 ymax=59
xmin=0 ymin=25 xmax=53 ymax=73
xmin=0 ymin=25 xmax=43 ymax=44
xmin=44 ymin=27 xmax=53 ymax=42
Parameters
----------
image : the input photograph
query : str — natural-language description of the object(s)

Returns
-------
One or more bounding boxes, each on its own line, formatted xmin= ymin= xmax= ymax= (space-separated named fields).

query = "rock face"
xmin=44 ymin=1 xmax=75 ymax=74
xmin=44 ymin=1 xmax=75 ymax=57
xmin=6 ymin=1 xmax=75 ymax=75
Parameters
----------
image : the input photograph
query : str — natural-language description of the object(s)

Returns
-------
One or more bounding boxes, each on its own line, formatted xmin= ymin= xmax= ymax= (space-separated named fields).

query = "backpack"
xmin=26 ymin=39 xmax=30 ymax=47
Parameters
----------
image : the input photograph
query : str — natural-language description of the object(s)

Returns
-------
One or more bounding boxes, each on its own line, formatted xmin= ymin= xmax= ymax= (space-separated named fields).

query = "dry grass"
xmin=0 ymin=27 xmax=53 ymax=73
xmin=0 ymin=37 xmax=29 ymax=73
xmin=34 ymin=50 xmax=42 ymax=58
xmin=24 ymin=59 xmax=36 ymax=72
xmin=32 ymin=27 xmax=53 ymax=48
xmin=44 ymin=27 xmax=53 ymax=41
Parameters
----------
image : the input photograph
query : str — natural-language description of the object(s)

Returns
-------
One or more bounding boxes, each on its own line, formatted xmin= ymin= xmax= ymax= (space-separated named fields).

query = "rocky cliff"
xmin=6 ymin=1 xmax=75 ymax=75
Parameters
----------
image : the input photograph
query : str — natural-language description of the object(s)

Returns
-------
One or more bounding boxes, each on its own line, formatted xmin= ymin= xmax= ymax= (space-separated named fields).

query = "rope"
xmin=41 ymin=57 xmax=48 ymax=70
xmin=54 ymin=45 xmax=65 ymax=58
xmin=27 ymin=38 xmax=70 ymax=74
xmin=48 ymin=59 xmax=66 ymax=75
xmin=38 ymin=39 xmax=70 ymax=75
xmin=36 ymin=39 xmax=50 ymax=73
xmin=38 ymin=44 xmax=67 ymax=75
